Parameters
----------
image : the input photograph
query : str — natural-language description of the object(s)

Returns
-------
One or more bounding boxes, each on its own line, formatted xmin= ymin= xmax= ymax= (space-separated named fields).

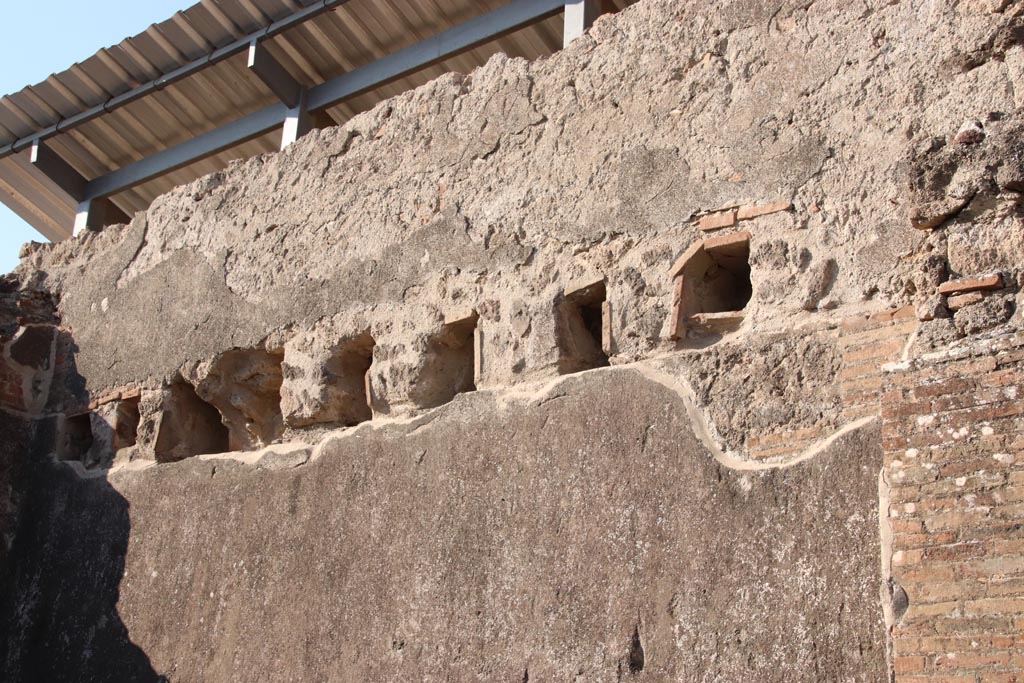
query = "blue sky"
xmin=0 ymin=0 xmax=193 ymax=274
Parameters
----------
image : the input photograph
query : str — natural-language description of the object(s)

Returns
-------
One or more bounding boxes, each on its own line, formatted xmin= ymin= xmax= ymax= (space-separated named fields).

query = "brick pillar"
xmin=882 ymin=331 xmax=1024 ymax=682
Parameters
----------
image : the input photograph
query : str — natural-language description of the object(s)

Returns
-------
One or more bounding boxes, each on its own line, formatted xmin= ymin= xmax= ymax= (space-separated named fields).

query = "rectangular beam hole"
xmin=154 ymin=377 xmax=230 ymax=463
xmin=556 ymin=280 xmax=609 ymax=375
xmin=59 ymin=413 xmax=94 ymax=462
xmin=410 ymin=313 xmax=479 ymax=409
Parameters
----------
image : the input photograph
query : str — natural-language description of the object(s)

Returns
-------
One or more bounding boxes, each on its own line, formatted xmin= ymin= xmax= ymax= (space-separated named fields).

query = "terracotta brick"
xmin=891 ymin=306 xmax=918 ymax=321
xmin=696 ymin=209 xmax=737 ymax=232
xmin=947 ymin=291 xmax=986 ymax=310
xmin=840 ymin=306 xmax=914 ymax=332
xmin=935 ymin=651 xmax=1011 ymax=670
xmin=986 ymin=577 xmax=1024 ymax=597
xmin=906 ymin=634 xmax=1020 ymax=654
xmin=95 ymin=390 xmax=122 ymax=407
xmin=991 ymin=635 xmax=1024 ymax=649
xmin=885 ymin=434 xmax=910 ymax=451
xmin=891 ymin=357 xmax=996 ymax=385
xmin=736 ymin=201 xmax=793 ymax=220
xmin=842 ymin=373 xmax=886 ymax=394
xmin=748 ymin=443 xmax=802 ymax=460
xmin=938 ymin=274 xmax=1004 ymax=295
xmin=703 ymin=229 xmax=750 ymax=252
xmin=896 ymin=532 xmax=958 ymax=550
xmin=839 ymin=362 xmax=883 ymax=381
xmin=912 ymin=495 xmax=988 ymax=514
xmin=883 ymin=388 xmax=910 ymax=403
xmin=957 ymin=556 xmax=1024 ymax=580
xmin=912 ymin=377 xmax=979 ymax=400
xmin=841 ymin=314 xmax=878 ymax=333
xmin=842 ymin=404 xmax=880 ymax=420
xmin=668 ymin=241 xmax=705 ymax=277
xmin=890 ymin=464 xmax=943 ymax=487
xmin=929 ymin=615 xmax=1017 ymax=636
xmin=930 ymin=393 xmax=985 ymax=412
xmin=952 ymin=356 xmax=999 ymax=376
xmin=986 ymin=535 xmax=1024 ymax=554
xmin=907 ymin=579 xmax=985 ymax=604
xmin=846 ymin=338 xmax=906 ymax=363
xmin=840 ymin=319 xmax=918 ymax=349
xmin=843 ymin=388 xmax=883 ymax=409
xmin=892 ymin=518 xmax=926 ymax=534
xmin=979 ymin=368 xmax=1022 ymax=388
xmin=893 ymin=548 xmax=926 ymax=566
xmin=747 ymin=425 xmax=824 ymax=449
xmin=922 ymin=542 xmax=987 ymax=563
xmin=940 ymin=456 xmax=1017 ymax=478
xmin=881 ymin=400 xmax=934 ymax=419
xmin=894 ymin=655 xmax=928 ymax=673
xmin=996 ymin=348 xmax=1024 ymax=367
xmin=927 ymin=507 xmax=1019 ymax=534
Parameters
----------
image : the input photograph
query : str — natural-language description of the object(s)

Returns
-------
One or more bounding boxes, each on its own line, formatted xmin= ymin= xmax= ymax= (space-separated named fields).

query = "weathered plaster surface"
xmin=1 ymin=369 xmax=886 ymax=683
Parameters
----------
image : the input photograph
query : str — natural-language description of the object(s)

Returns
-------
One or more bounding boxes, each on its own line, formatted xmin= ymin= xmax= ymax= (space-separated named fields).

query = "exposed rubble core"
xmin=1 ymin=0 xmax=1023 ymax=681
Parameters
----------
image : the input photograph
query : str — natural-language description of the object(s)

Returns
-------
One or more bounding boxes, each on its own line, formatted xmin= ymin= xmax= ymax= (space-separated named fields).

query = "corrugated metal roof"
xmin=0 ymin=0 xmax=631 ymax=242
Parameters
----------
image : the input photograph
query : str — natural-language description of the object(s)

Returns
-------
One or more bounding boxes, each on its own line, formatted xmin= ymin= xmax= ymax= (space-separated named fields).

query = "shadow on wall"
xmin=0 ymin=415 xmax=165 ymax=681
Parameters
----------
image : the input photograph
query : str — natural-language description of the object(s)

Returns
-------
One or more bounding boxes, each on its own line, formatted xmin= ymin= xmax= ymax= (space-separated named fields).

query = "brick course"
xmin=839 ymin=306 xmax=917 ymax=420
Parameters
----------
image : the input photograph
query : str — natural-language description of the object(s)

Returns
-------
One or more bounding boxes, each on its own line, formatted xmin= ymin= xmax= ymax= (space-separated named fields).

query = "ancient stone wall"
xmin=1 ymin=0 xmax=1023 ymax=680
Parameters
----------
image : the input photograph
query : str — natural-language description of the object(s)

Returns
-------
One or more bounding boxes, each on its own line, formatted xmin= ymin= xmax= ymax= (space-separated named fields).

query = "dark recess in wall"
xmin=154 ymin=378 xmax=229 ymax=462
xmin=557 ymin=281 xmax=609 ymax=375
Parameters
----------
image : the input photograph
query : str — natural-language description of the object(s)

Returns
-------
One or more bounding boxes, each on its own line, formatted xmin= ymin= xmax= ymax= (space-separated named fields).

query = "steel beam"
xmin=279 ymin=93 xmax=335 ymax=149
xmin=307 ymin=0 xmax=565 ymax=111
xmin=248 ymin=41 xmax=303 ymax=109
xmin=74 ymin=197 xmax=130 ymax=236
xmin=563 ymin=0 xmax=602 ymax=47
xmin=281 ymin=105 xmax=308 ymax=150
xmin=31 ymin=141 xmax=87 ymax=201
xmin=83 ymin=104 xmax=289 ymax=200
xmin=70 ymin=0 xmax=566 ymax=207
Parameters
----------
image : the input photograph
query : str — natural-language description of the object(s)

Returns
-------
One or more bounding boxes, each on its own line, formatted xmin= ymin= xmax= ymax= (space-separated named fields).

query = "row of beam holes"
xmin=152 ymin=315 xmax=480 ymax=461
xmin=161 ymin=245 xmax=747 ymax=456
xmin=63 ymin=247 xmax=752 ymax=465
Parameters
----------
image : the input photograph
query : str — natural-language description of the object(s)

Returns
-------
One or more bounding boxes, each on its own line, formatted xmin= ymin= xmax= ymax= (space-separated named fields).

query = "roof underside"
xmin=0 ymin=0 xmax=630 ymax=242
